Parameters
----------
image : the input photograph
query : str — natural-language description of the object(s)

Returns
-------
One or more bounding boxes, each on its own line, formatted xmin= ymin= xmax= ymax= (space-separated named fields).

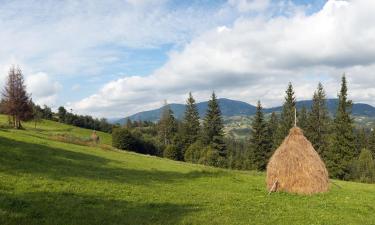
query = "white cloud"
xmin=26 ymin=72 xmax=62 ymax=106
xmin=71 ymin=0 xmax=375 ymax=118
xmin=229 ymin=0 xmax=270 ymax=12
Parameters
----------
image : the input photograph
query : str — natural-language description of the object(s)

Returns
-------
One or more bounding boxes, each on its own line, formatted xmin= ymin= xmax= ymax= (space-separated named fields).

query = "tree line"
xmin=0 ymin=65 xmax=114 ymax=132
xmin=113 ymin=75 xmax=375 ymax=183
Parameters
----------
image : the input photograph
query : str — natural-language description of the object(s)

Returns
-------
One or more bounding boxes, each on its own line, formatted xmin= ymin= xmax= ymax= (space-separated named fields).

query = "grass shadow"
xmin=0 ymin=191 xmax=199 ymax=225
xmin=0 ymin=136 xmax=225 ymax=185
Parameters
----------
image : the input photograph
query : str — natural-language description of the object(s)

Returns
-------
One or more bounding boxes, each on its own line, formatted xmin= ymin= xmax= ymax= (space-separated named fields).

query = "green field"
xmin=0 ymin=115 xmax=375 ymax=225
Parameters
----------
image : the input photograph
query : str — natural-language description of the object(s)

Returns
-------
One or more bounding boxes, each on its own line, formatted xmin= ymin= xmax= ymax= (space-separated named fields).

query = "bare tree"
xmin=1 ymin=65 xmax=33 ymax=129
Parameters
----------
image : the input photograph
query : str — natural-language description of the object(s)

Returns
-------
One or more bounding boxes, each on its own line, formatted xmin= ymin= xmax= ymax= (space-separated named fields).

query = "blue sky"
xmin=2 ymin=0 xmax=375 ymax=118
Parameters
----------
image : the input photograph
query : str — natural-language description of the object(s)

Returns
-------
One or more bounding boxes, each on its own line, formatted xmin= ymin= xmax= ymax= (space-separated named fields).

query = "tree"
xmin=57 ymin=106 xmax=67 ymax=123
xmin=42 ymin=105 xmax=53 ymax=120
xmin=182 ymin=92 xmax=201 ymax=146
xmin=184 ymin=140 xmax=205 ymax=163
xmin=368 ymin=128 xmax=375 ymax=158
xmin=352 ymin=149 xmax=375 ymax=183
xmin=163 ymin=144 xmax=179 ymax=160
xmin=203 ymin=92 xmax=226 ymax=157
xmin=305 ymin=83 xmax=331 ymax=160
xmin=158 ymin=101 xmax=177 ymax=145
xmin=298 ymin=106 xmax=308 ymax=131
xmin=32 ymin=104 xmax=43 ymax=128
xmin=267 ymin=112 xmax=279 ymax=153
xmin=276 ymin=83 xmax=296 ymax=144
xmin=248 ymin=101 xmax=270 ymax=170
xmin=356 ymin=128 xmax=368 ymax=156
xmin=1 ymin=66 xmax=33 ymax=129
xmin=329 ymin=75 xmax=356 ymax=179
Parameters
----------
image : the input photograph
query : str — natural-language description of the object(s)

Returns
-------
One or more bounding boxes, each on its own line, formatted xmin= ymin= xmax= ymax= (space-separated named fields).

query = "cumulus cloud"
xmin=26 ymin=72 xmax=62 ymax=106
xmin=71 ymin=0 xmax=375 ymax=118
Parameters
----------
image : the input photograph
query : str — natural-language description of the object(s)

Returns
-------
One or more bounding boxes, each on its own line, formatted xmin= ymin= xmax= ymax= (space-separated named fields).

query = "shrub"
xmin=112 ymin=128 xmax=138 ymax=151
xmin=163 ymin=144 xmax=179 ymax=160
xmin=199 ymin=145 xmax=227 ymax=168
xmin=184 ymin=140 xmax=205 ymax=163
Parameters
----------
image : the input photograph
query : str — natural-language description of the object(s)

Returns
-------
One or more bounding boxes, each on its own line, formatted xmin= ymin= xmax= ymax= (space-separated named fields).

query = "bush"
xmin=198 ymin=145 xmax=227 ymax=168
xmin=163 ymin=144 xmax=179 ymax=160
xmin=112 ymin=128 xmax=138 ymax=151
xmin=352 ymin=149 xmax=375 ymax=183
xmin=184 ymin=140 xmax=205 ymax=163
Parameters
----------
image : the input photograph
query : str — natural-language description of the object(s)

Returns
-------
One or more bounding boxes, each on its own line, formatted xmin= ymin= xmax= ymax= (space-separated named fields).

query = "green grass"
xmin=0 ymin=116 xmax=375 ymax=224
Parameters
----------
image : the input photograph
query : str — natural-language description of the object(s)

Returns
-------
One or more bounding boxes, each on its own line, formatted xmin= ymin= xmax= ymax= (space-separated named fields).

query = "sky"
xmin=2 ymin=0 xmax=375 ymax=118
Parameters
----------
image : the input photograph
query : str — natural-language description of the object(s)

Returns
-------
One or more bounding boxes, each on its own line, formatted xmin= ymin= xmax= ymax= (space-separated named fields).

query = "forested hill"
xmin=116 ymin=98 xmax=375 ymax=124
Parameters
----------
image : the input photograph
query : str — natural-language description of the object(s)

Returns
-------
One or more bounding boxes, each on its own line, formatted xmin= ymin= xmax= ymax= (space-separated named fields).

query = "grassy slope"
xmin=0 ymin=116 xmax=375 ymax=225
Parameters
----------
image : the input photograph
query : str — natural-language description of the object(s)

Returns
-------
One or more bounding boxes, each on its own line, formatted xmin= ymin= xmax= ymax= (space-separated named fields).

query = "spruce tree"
xmin=182 ymin=92 xmax=201 ymax=146
xmin=158 ymin=101 xmax=177 ymax=145
xmin=267 ymin=112 xmax=279 ymax=153
xmin=356 ymin=128 xmax=368 ymax=157
xmin=249 ymin=101 xmax=270 ymax=170
xmin=329 ymin=75 xmax=356 ymax=179
xmin=203 ymin=92 xmax=226 ymax=157
xmin=368 ymin=128 xmax=375 ymax=158
xmin=276 ymin=83 xmax=296 ymax=144
xmin=298 ymin=106 xmax=308 ymax=131
xmin=305 ymin=83 xmax=331 ymax=159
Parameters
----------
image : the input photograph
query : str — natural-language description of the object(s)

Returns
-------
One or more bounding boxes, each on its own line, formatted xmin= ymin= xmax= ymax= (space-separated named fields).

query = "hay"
xmin=266 ymin=127 xmax=329 ymax=195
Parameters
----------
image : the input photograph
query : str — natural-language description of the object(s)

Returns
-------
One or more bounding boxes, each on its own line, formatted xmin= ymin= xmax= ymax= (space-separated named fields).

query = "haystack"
xmin=91 ymin=131 xmax=100 ymax=144
xmin=266 ymin=127 xmax=329 ymax=195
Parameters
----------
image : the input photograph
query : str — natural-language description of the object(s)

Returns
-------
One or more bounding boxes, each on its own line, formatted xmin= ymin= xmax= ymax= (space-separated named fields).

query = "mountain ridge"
xmin=116 ymin=98 xmax=375 ymax=124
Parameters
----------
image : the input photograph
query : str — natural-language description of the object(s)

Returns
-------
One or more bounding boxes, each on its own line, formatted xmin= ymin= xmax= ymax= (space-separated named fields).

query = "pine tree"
xmin=1 ymin=66 xmax=33 ymax=129
xmin=368 ymin=128 xmax=375 ymax=158
xmin=203 ymin=92 xmax=226 ymax=157
xmin=57 ymin=106 xmax=67 ymax=123
xmin=276 ymin=83 xmax=296 ymax=144
xmin=329 ymin=75 xmax=356 ymax=179
xmin=182 ymin=92 xmax=201 ymax=146
xmin=158 ymin=101 xmax=177 ymax=145
xmin=305 ymin=83 xmax=331 ymax=159
xmin=249 ymin=101 xmax=270 ymax=170
xmin=298 ymin=106 xmax=308 ymax=131
xmin=266 ymin=112 xmax=279 ymax=154
xmin=356 ymin=128 xmax=368 ymax=157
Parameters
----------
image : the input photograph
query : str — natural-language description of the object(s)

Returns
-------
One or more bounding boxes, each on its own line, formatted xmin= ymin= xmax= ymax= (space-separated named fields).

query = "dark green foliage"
xmin=112 ymin=128 xmax=158 ymax=155
xmin=368 ymin=128 xmax=375 ymax=158
xmin=203 ymin=92 xmax=226 ymax=157
xmin=158 ymin=103 xmax=177 ymax=145
xmin=112 ymin=128 xmax=138 ymax=151
xmin=266 ymin=112 xmax=279 ymax=153
xmin=57 ymin=106 xmax=67 ymax=123
xmin=329 ymin=75 xmax=356 ymax=179
xmin=248 ymin=101 xmax=270 ymax=170
xmin=351 ymin=149 xmax=375 ymax=183
xmin=305 ymin=83 xmax=331 ymax=160
xmin=355 ymin=128 xmax=368 ymax=156
xmin=276 ymin=83 xmax=296 ymax=145
xmin=226 ymin=138 xmax=250 ymax=170
xmin=182 ymin=92 xmax=201 ymax=146
xmin=163 ymin=145 xmax=179 ymax=160
xmin=198 ymin=145 xmax=226 ymax=168
xmin=298 ymin=106 xmax=308 ymax=131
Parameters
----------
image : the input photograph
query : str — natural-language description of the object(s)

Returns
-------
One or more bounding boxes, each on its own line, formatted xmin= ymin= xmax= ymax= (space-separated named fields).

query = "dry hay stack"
xmin=91 ymin=131 xmax=99 ymax=143
xmin=266 ymin=127 xmax=329 ymax=195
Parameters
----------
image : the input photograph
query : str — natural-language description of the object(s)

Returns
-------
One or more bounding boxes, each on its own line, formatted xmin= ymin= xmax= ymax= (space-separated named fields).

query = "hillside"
xmin=0 ymin=116 xmax=375 ymax=224
xmin=117 ymin=98 xmax=375 ymax=124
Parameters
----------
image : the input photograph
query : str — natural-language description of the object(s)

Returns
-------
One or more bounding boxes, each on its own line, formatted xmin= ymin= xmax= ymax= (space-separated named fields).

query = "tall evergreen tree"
xmin=298 ymin=106 xmax=308 ymax=131
xmin=356 ymin=128 xmax=368 ymax=156
xmin=329 ymin=75 xmax=356 ymax=179
xmin=158 ymin=101 xmax=177 ymax=145
xmin=203 ymin=92 xmax=226 ymax=157
xmin=249 ymin=101 xmax=270 ymax=170
xmin=276 ymin=83 xmax=296 ymax=144
xmin=305 ymin=83 xmax=331 ymax=159
xmin=267 ymin=112 xmax=279 ymax=153
xmin=368 ymin=128 xmax=375 ymax=158
xmin=57 ymin=106 xmax=67 ymax=123
xmin=182 ymin=92 xmax=201 ymax=146
xmin=1 ymin=66 xmax=33 ymax=129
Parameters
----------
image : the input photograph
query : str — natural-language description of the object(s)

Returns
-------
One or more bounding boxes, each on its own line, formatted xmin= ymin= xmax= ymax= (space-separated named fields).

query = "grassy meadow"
xmin=0 ymin=115 xmax=375 ymax=224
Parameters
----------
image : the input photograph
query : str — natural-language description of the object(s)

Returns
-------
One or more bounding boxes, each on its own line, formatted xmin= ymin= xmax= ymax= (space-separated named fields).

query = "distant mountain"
xmin=115 ymin=98 xmax=375 ymax=124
